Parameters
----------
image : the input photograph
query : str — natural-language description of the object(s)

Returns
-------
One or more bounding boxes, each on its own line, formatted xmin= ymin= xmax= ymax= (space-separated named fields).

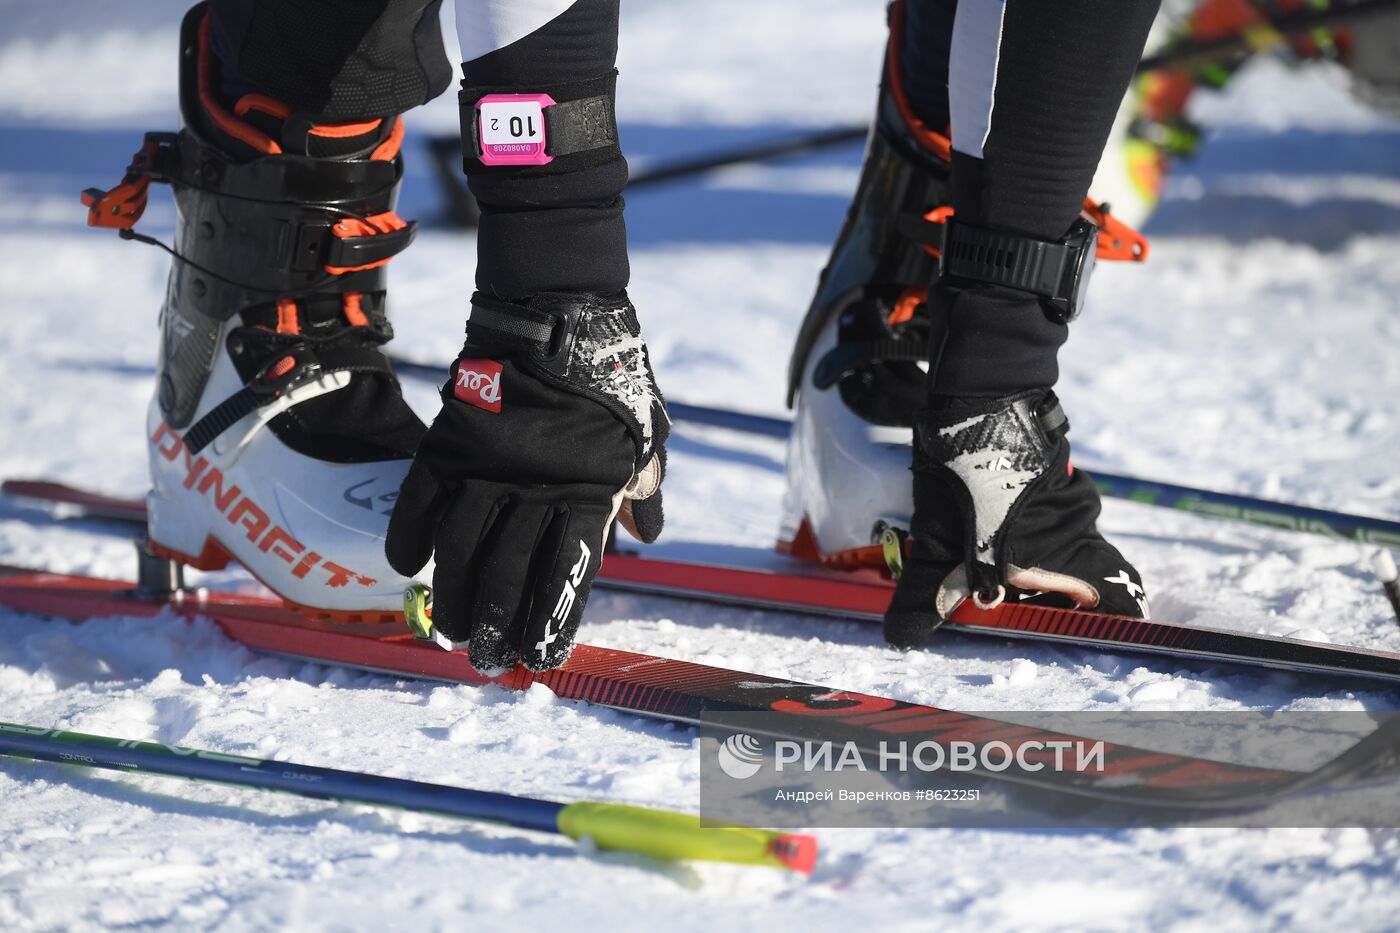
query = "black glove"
xmin=883 ymin=389 xmax=1149 ymax=649
xmin=386 ymin=291 xmax=667 ymax=673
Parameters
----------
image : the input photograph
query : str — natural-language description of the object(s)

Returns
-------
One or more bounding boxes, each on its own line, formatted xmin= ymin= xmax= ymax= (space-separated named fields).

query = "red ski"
xmin=599 ymin=550 xmax=1400 ymax=685
xmin=2 ymin=562 xmax=1399 ymax=812
xmin=6 ymin=478 xmax=1400 ymax=685
xmin=2 ymin=479 xmax=147 ymax=523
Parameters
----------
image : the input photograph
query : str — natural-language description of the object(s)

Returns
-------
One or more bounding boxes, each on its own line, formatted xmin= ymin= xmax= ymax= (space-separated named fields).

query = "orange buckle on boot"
xmin=1082 ymin=199 xmax=1149 ymax=262
xmin=325 ymin=211 xmax=417 ymax=275
xmin=81 ymin=132 xmax=175 ymax=230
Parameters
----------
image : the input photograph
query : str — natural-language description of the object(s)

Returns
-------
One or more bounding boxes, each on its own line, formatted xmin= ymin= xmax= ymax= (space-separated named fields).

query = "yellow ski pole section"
xmin=558 ymin=802 xmax=818 ymax=874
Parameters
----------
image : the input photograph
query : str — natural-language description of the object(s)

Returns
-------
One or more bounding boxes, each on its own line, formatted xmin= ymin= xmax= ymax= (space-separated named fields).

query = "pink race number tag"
xmin=477 ymin=93 xmax=556 ymax=166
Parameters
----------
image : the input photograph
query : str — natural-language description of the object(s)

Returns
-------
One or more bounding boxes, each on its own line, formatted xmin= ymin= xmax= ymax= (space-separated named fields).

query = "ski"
xmin=0 ymin=721 xmax=817 ymax=873
xmin=2 ymin=479 xmax=147 ymax=524
xmin=2 ymin=563 xmax=1399 ymax=812
xmin=4 ymin=478 xmax=1400 ymax=685
xmin=598 ymin=550 xmax=1400 ymax=686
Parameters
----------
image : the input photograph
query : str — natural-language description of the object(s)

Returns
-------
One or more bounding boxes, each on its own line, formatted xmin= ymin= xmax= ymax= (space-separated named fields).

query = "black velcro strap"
xmin=460 ymin=95 xmax=617 ymax=157
xmin=465 ymin=298 xmax=558 ymax=352
xmin=543 ymin=95 xmax=617 ymax=157
xmin=941 ymin=222 xmax=1080 ymax=300
xmin=1036 ymin=396 xmax=1070 ymax=440
xmin=813 ymin=339 xmax=928 ymax=389
xmin=183 ymin=387 xmax=263 ymax=456
xmin=183 ymin=347 xmax=391 ymax=455
xmin=459 ymin=72 xmax=620 ymax=174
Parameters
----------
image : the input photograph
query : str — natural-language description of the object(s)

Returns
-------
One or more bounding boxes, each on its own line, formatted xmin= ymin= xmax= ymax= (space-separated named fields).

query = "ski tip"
xmin=768 ymin=832 xmax=819 ymax=876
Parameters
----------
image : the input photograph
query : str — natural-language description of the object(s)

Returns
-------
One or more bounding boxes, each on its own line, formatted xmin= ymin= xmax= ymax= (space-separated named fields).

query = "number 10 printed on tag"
xmin=477 ymin=93 xmax=555 ymax=166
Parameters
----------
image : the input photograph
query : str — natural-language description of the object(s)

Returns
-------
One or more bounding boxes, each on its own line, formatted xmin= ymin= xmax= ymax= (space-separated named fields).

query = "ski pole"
xmin=595 ymin=394 xmax=1400 ymax=548
xmin=623 ymin=125 xmax=867 ymax=189
xmin=380 ymin=368 xmax=1400 ymax=548
xmin=1087 ymin=471 xmax=1400 ymax=549
xmin=0 ymin=723 xmax=817 ymax=874
xmin=387 ymin=360 xmax=795 ymax=439
xmin=426 ymin=125 xmax=868 ymax=228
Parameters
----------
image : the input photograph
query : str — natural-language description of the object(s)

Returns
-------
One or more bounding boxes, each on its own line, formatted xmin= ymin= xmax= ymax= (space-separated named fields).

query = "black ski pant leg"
xmin=900 ymin=0 xmax=1160 ymax=397
xmin=458 ymin=0 xmax=629 ymax=298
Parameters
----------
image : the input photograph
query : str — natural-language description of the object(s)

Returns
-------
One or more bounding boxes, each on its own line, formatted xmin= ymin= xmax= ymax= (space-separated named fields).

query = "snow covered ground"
xmin=3 ymin=2 xmax=1400 ymax=929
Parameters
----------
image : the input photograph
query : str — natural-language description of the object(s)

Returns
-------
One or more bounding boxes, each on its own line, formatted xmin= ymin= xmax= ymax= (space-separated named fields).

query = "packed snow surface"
xmin=2 ymin=2 xmax=1400 ymax=929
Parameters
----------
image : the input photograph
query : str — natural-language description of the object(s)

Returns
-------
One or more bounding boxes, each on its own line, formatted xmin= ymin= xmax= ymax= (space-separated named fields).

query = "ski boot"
xmin=781 ymin=8 xmax=1148 ymax=583
xmin=84 ymin=6 xmax=425 ymax=622
xmin=778 ymin=14 xmax=952 ymax=572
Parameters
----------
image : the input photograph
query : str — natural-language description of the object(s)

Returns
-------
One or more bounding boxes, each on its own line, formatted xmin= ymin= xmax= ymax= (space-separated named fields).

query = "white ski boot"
xmin=88 ymin=8 xmax=427 ymax=622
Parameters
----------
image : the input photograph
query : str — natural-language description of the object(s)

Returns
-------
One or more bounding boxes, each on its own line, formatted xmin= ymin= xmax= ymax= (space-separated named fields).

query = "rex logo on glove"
xmin=454 ymin=359 xmax=504 ymax=413
xmin=537 ymin=540 xmax=591 ymax=661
